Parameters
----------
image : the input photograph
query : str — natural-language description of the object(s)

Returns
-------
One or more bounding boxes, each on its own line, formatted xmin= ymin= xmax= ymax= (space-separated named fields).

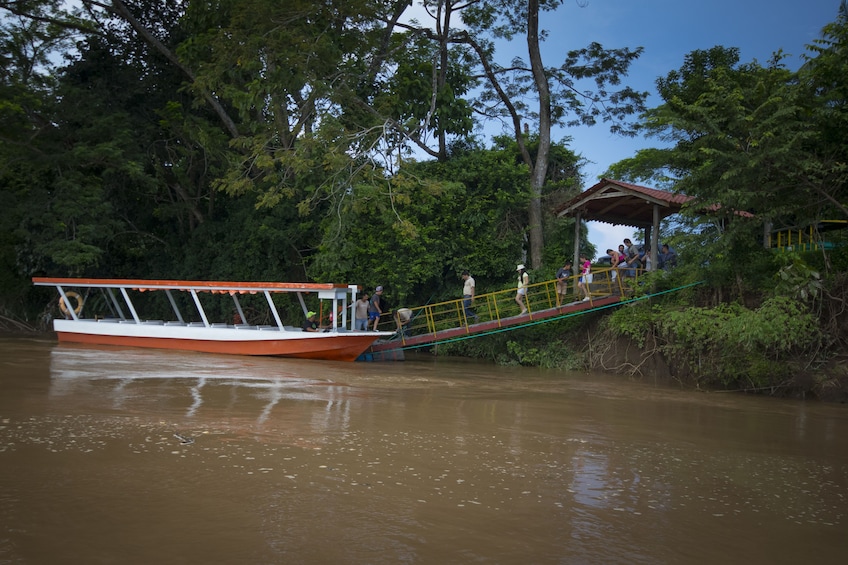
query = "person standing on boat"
xmin=354 ymin=292 xmax=370 ymax=331
xmin=303 ymin=311 xmax=321 ymax=332
xmin=515 ymin=264 xmax=529 ymax=315
xmin=369 ymin=286 xmax=384 ymax=331
xmin=461 ymin=270 xmax=479 ymax=323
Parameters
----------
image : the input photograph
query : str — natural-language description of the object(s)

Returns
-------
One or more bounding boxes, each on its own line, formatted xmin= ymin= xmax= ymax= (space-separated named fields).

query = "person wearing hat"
xmin=302 ymin=311 xmax=321 ymax=332
xmin=515 ymin=264 xmax=529 ymax=315
xmin=368 ymin=286 xmax=384 ymax=331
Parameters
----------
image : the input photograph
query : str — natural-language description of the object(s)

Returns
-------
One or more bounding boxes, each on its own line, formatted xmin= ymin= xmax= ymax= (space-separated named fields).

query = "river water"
xmin=0 ymin=336 xmax=846 ymax=564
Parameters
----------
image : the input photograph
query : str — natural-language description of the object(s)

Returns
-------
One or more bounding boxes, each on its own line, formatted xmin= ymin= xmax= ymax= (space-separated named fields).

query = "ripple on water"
xmin=2 ymin=415 xmax=843 ymax=527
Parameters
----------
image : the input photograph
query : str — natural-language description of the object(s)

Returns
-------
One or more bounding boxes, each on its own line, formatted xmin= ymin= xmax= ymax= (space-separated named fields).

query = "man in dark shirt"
xmin=302 ymin=311 xmax=320 ymax=332
xmin=658 ymin=244 xmax=678 ymax=271
xmin=369 ymin=286 xmax=384 ymax=331
xmin=555 ymin=261 xmax=572 ymax=305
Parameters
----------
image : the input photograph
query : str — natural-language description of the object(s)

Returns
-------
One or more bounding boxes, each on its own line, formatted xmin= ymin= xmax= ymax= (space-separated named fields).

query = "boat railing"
xmin=38 ymin=279 xmax=365 ymax=332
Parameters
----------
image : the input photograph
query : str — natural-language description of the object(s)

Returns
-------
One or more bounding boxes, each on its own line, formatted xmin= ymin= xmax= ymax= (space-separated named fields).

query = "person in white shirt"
xmin=515 ymin=264 xmax=529 ymax=315
xmin=461 ymin=270 xmax=479 ymax=323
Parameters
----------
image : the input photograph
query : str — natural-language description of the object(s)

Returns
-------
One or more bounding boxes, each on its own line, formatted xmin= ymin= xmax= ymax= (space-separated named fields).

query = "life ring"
xmin=59 ymin=291 xmax=84 ymax=317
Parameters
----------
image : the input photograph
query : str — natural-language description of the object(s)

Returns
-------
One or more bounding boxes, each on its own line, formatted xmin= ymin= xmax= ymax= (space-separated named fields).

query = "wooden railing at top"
xmin=373 ymin=266 xmax=647 ymax=336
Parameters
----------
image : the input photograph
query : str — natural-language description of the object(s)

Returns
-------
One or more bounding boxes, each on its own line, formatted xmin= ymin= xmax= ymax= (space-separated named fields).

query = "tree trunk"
xmin=527 ymin=0 xmax=551 ymax=269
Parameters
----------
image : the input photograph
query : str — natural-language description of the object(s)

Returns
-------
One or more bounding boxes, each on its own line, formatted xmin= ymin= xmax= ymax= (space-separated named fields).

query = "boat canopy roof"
xmin=32 ymin=277 xmax=353 ymax=295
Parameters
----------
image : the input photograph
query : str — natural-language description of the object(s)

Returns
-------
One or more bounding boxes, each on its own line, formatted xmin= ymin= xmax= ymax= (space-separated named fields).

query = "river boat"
xmin=32 ymin=277 xmax=392 ymax=362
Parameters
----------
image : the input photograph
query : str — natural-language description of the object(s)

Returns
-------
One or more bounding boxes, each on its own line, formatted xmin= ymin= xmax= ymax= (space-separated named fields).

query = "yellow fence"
xmin=772 ymin=229 xmax=833 ymax=252
xmin=770 ymin=221 xmax=846 ymax=252
xmin=375 ymin=266 xmax=644 ymax=336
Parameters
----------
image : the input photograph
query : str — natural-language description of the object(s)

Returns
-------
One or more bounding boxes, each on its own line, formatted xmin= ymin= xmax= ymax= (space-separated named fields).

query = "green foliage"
xmin=605 ymin=303 xmax=657 ymax=348
xmin=656 ymin=297 xmax=821 ymax=387
xmin=773 ymin=253 xmax=823 ymax=302
xmin=375 ymin=32 xmax=476 ymax=147
xmin=309 ymin=142 xmax=549 ymax=307
xmin=504 ymin=339 xmax=581 ymax=369
xmin=739 ymin=296 xmax=821 ymax=355
xmin=437 ymin=319 xmax=584 ymax=370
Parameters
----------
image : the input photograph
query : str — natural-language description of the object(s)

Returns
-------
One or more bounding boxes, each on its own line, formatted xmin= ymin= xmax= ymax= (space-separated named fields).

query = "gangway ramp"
xmin=367 ymin=267 xmax=631 ymax=357
xmin=370 ymin=295 xmax=620 ymax=354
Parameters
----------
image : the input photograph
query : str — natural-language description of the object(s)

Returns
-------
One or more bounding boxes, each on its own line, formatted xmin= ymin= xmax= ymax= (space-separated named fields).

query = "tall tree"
xmin=796 ymin=0 xmax=848 ymax=219
xmin=403 ymin=0 xmax=647 ymax=268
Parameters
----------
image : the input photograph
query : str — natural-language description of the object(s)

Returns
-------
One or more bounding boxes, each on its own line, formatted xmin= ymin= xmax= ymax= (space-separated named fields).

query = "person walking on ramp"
xmin=515 ymin=264 xmax=530 ymax=315
xmin=461 ymin=270 xmax=479 ymax=323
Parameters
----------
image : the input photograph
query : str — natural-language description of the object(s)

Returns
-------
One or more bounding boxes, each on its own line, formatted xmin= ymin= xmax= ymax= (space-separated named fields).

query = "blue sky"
xmin=404 ymin=0 xmax=842 ymax=253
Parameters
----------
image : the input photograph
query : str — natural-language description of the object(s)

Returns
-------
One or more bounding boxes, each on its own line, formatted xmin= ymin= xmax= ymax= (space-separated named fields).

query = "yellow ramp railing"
xmin=376 ymin=266 xmax=646 ymax=337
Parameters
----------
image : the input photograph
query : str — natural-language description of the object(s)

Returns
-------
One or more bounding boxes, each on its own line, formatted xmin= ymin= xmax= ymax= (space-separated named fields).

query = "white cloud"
xmin=587 ymin=222 xmax=638 ymax=257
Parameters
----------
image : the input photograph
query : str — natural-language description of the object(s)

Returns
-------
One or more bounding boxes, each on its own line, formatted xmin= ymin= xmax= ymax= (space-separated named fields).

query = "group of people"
xmin=351 ymin=286 xmax=384 ymax=331
xmin=305 ymin=284 xmax=413 ymax=334
xmin=550 ymin=239 xmax=680 ymax=307
xmin=604 ymin=238 xmax=678 ymax=277
xmin=301 ymin=285 xmax=388 ymax=333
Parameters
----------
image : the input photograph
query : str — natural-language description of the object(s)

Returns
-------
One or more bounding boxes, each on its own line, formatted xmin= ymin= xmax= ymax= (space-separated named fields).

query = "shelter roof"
xmin=555 ymin=178 xmax=692 ymax=228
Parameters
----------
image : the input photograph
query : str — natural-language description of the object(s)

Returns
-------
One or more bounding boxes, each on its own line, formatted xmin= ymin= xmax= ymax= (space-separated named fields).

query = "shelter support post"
xmin=651 ymin=204 xmax=660 ymax=271
xmin=572 ymin=211 xmax=582 ymax=276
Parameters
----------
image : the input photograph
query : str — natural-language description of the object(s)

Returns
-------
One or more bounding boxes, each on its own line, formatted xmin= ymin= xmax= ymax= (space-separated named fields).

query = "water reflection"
xmin=47 ymin=345 xmax=345 ymax=423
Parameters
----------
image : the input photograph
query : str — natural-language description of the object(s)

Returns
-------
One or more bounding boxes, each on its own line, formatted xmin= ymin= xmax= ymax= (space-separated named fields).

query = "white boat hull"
xmin=53 ymin=319 xmax=390 ymax=362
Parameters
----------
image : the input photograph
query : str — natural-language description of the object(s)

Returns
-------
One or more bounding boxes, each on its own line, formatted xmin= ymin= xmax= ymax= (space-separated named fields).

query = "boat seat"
xmin=187 ymin=322 xmax=206 ymax=327
xmin=234 ymin=324 xmax=256 ymax=329
xmin=98 ymin=318 xmax=121 ymax=323
xmin=210 ymin=323 xmax=231 ymax=328
xmin=142 ymin=320 xmax=164 ymax=325
xmin=164 ymin=321 xmax=186 ymax=326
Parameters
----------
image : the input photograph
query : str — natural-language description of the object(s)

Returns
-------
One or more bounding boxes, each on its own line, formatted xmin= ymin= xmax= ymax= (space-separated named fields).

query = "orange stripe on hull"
xmin=55 ymin=332 xmax=377 ymax=362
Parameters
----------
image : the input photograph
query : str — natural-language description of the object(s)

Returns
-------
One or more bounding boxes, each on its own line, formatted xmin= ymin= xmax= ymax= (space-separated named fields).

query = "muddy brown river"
xmin=0 ymin=336 xmax=846 ymax=564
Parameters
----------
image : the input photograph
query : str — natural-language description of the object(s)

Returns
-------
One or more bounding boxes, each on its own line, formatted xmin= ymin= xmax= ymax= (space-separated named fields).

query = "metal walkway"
xmin=368 ymin=266 xmax=638 ymax=356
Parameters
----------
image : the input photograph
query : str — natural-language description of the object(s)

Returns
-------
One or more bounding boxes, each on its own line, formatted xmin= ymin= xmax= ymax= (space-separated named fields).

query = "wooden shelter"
xmin=555 ymin=178 xmax=692 ymax=270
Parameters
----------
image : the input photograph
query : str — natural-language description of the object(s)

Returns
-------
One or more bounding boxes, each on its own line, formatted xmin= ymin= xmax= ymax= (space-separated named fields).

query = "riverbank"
xmin=585 ymin=331 xmax=848 ymax=402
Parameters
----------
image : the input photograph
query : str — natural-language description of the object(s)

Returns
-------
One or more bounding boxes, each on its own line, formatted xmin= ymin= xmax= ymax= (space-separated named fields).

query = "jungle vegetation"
xmin=1 ymin=1 xmax=847 ymax=398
